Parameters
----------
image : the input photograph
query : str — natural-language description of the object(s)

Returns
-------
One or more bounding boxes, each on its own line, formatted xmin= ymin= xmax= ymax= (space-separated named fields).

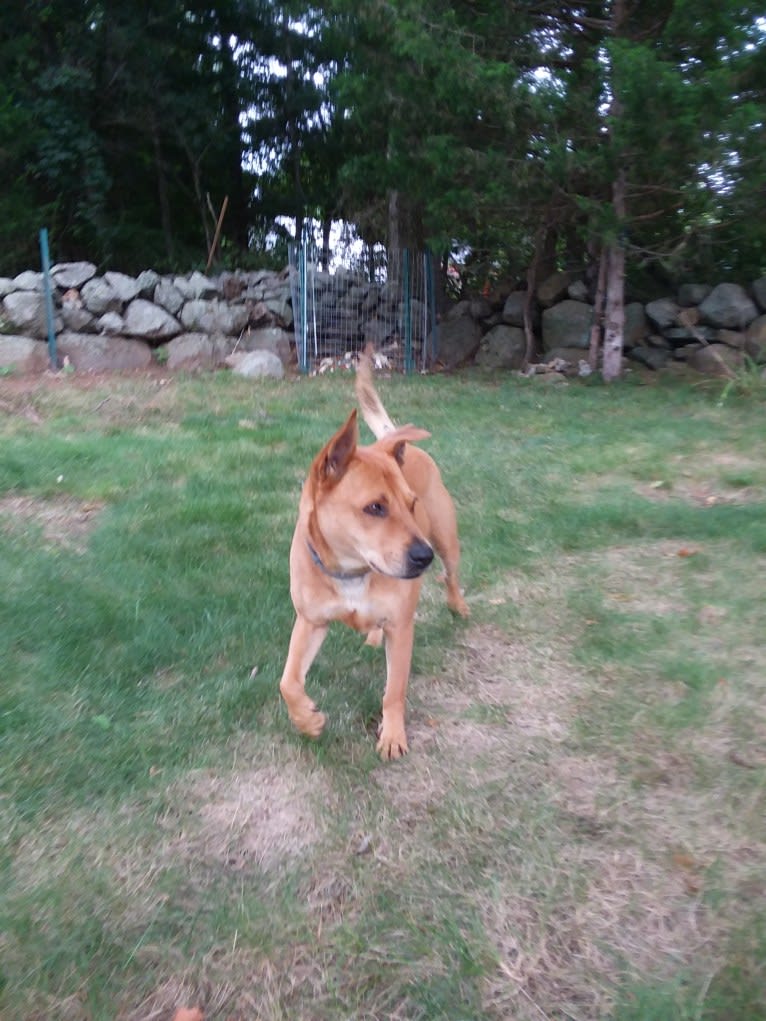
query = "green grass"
xmin=1 ymin=368 xmax=765 ymax=1020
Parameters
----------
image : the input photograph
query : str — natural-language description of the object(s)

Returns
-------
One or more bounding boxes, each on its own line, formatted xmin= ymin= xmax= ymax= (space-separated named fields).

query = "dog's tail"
xmin=355 ymin=345 xmax=396 ymax=439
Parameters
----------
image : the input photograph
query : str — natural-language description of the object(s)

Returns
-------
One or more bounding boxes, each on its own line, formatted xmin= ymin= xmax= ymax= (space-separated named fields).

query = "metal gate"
xmin=288 ymin=239 xmax=438 ymax=373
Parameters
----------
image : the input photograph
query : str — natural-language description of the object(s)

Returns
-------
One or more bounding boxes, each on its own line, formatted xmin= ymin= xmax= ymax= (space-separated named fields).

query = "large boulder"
xmin=263 ymin=288 xmax=293 ymax=326
xmin=51 ymin=262 xmax=97 ymax=290
xmin=433 ymin=302 xmax=482 ymax=367
xmin=475 ymin=324 xmax=526 ymax=370
xmin=537 ymin=270 xmax=580 ymax=308
xmin=96 ymin=312 xmax=125 ymax=335
xmin=241 ymin=325 xmax=293 ymax=365
xmin=745 ymin=315 xmax=766 ymax=363
xmin=624 ymin=302 xmax=649 ymax=348
xmin=0 ymin=335 xmax=50 ymax=373
xmin=501 ymin=291 xmax=527 ymax=327
xmin=60 ymin=302 xmax=95 ymax=333
xmin=567 ymin=279 xmax=590 ymax=302
xmin=57 ymin=332 xmax=153 ymax=371
xmin=698 ymin=283 xmax=759 ymax=329
xmin=645 ymin=297 xmax=680 ymax=332
xmin=81 ymin=277 xmax=122 ymax=316
xmin=154 ymin=279 xmax=185 ymax=316
xmin=180 ymin=298 xmax=249 ymax=336
xmin=104 ymin=271 xmax=141 ymax=304
xmin=469 ymin=296 xmax=493 ymax=322
xmin=752 ymin=276 xmax=766 ymax=312
xmin=13 ymin=271 xmax=43 ymax=291
xmin=228 ymin=349 xmax=284 ymax=379
xmin=677 ymin=283 xmax=711 ymax=307
xmin=123 ymin=298 xmax=181 ymax=340
xmin=164 ymin=332 xmax=232 ymax=371
xmin=2 ymin=290 xmax=57 ymax=338
xmin=686 ymin=343 xmax=743 ymax=377
xmin=136 ymin=269 xmax=161 ymax=298
xmin=626 ymin=346 xmax=670 ymax=370
xmin=541 ymin=300 xmax=593 ymax=351
xmin=174 ymin=271 xmax=218 ymax=300
xmin=717 ymin=329 xmax=746 ymax=350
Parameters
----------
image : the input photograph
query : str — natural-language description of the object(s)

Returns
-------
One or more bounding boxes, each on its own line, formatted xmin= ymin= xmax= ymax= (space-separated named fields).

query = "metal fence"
xmin=288 ymin=239 xmax=438 ymax=373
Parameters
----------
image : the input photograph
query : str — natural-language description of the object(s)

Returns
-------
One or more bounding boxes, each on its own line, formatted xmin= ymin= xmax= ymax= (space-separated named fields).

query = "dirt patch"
xmin=432 ymin=622 xmax=583 ymax=746
xmin=161 ymin=759 xmax=331 ymax=875
xmin=0 ymin=494 xmax=103 ymax=551
xmin=0 ymin=366 xmax=173 ymax=397
xmin=636 ymin=478 xmax=760 ymax=507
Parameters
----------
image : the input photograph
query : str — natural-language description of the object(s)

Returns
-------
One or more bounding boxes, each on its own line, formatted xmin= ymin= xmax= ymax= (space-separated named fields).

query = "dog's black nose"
xmin=406 ymin=539 xmax=434 ymax=577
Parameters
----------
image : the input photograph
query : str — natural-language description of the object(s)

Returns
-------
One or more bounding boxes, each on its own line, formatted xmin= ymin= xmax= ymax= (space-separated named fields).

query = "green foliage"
xmin=716 ymin=356 xmax=766 ymax=404
xmin=0 ymin=1 xmax=763 ymax=280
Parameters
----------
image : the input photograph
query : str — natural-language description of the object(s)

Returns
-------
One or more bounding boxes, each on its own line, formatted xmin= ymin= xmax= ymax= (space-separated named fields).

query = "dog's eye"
xmin=363 ymin=501 xmax=387 ymax=518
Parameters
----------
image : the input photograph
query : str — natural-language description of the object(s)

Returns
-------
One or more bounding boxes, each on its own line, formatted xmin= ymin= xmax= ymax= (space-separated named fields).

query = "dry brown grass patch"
xmin=0 ymin=493 xmax=103 ymax=551
xmin=160 ymin=756 xmax=331 ymax=875
xmin=374 ymin=549 xmax=766 ymax=1019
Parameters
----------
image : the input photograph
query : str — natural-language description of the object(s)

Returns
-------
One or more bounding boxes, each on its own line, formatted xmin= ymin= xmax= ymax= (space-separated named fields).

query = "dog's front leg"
xmin=279 ymin=614 xmax=328 ymax=739
xmin=377 ymin=618 xmax=416 ymax=760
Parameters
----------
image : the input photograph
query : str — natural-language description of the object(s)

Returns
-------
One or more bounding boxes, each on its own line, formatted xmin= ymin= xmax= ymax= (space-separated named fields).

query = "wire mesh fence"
xmin=288 ymin=238 xmax=438 ymax=373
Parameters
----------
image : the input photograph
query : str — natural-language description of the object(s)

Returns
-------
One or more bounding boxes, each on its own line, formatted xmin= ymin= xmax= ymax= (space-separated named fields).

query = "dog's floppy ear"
xmin=315 ymin=409 xmax=359 ymax=482
xmin=376 ymin=424 xmax=431 ymax=466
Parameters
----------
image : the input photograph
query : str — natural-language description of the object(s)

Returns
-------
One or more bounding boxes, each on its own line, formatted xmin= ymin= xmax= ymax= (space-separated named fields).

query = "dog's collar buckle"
xmin=306 ymin=541 xmax=370 ymax=581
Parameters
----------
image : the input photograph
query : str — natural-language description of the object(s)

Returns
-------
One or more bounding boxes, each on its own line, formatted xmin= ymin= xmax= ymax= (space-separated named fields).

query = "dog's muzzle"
xmin=404 ymin=539 xmax=434 ymax=578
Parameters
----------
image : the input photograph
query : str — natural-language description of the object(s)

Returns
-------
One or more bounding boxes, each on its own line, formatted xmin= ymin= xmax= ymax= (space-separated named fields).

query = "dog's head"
xmin=306 ymin=410 xmax=434 ymax=579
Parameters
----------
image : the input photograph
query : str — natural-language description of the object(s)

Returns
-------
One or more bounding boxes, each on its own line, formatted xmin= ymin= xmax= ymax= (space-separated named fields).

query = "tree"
xmin=0 ymin=0 xmax=259 ymax=272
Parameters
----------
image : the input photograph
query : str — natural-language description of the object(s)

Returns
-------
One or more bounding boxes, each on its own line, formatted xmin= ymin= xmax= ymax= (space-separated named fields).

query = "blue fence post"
xmin=39 ymin=228 xmax=58 ymax=370
xmin=403 ymin=248 xmax=413 ymax=374
xmin=425 ymin=248 xmax=438 ymax=367
xmin=298 ymin=240 xmax=307 ymax=373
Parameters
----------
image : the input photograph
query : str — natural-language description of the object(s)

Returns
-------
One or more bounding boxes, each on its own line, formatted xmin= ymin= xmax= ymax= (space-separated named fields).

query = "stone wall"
xmin=2 ymin=260 xmax=766 ymax=378
xmin=442 ymin=271 xmax=766 ymax=377
xmin=0 ymin=263 xmax=294 ymax=378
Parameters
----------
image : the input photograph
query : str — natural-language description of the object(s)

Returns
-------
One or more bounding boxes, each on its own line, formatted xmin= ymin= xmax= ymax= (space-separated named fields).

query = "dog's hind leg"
xmin=279 ymin=615 xmax=328 ymax=738
xmin=427 ymin=486 xmax=470 ymax=618
xmin=440 ymin=558 xmax=469 ymax=618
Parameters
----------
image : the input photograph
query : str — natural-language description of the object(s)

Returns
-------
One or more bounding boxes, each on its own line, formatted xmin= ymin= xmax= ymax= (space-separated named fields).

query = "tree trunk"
xmin=602 ymin=166 xmax=627 ymax=382
xmin=523 ymin=224 xmax=546 ymax=369
xmin=602 ymin=0 xmax=628 ymax=382
xmin=602 ymin=243 xmax=625 ymax=381
xmin=321 ymin=215 xmax=332 ymax=271
xmin=387 ymin=189 xmax=401 ymax=285
xmin=387 ymin=189 xmax=400 ymax=252
xmin=588 ymin=246 xmax=608 ymax=371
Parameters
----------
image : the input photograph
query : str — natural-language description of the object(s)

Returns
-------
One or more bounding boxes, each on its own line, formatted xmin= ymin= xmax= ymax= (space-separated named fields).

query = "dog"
xmin=279 ymin=349 xmax=468 ymax=759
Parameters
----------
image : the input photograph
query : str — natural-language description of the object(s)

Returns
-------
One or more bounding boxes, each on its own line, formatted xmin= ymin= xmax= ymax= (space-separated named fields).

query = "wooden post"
xmin=205 ymin=195 xmax=229 ymax=272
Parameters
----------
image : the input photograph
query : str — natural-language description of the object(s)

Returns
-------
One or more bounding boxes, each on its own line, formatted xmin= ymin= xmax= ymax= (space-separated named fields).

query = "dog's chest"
xmin=332 ymin=576 xmax=383 ymax=632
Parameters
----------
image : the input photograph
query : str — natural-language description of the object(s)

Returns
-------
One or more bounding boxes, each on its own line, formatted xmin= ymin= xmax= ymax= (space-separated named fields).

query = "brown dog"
xmin=279 ymin=351 xmax=468 ymax=759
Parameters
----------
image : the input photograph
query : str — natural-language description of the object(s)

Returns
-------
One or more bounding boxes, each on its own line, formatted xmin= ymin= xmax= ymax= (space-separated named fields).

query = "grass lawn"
xmin=1 ymin=365 xmax=765 ymax=1021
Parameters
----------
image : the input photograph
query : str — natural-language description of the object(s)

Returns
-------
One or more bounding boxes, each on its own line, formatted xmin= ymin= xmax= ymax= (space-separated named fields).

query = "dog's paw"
xmin=288 ymin=699 xmax=327 ymax=739
xmin=376 ymin=726 xmax=409 ymax=760
xmin=448 ymin=593 xmax=470 ymax=618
